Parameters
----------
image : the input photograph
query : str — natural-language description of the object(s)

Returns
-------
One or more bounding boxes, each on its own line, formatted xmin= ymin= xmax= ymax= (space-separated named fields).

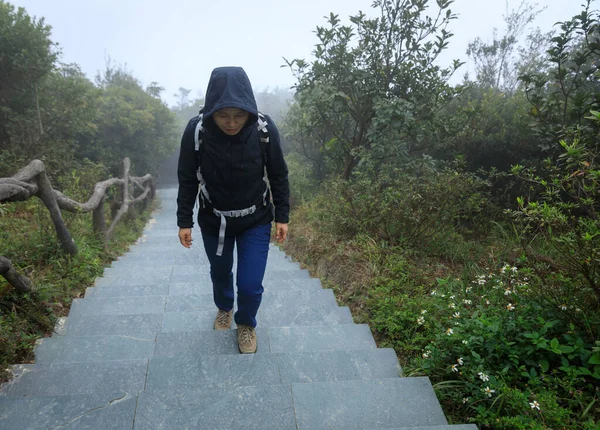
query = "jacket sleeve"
xmin=176 ymin=117 xmax=200 ymax=228
xmin=265 ymin=116 xmax=290 ymax=224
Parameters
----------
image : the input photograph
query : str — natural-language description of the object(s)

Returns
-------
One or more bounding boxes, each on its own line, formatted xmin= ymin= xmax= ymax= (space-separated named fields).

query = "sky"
xmin=7 ymin=0 xmax=591 ymax=107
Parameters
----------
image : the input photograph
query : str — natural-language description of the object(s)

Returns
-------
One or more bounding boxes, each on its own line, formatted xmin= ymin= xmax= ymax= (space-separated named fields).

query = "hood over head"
xmin=203 ymin=67 xmax=258 ymax=123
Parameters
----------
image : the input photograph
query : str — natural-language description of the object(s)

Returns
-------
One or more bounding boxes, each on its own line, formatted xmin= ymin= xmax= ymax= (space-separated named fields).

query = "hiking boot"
xmin=237 ymin=325 xmax=257 ymax=354
xmin=214 ymin=309 xmax=233 ymax=330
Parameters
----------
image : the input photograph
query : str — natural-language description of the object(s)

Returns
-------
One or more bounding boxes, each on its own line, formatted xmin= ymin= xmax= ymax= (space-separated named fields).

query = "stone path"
xmin=0 ymin=188 xmax=477 ymax=429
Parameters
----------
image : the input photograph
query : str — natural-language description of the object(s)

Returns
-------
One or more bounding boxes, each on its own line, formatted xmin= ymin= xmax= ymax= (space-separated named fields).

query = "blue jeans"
xmin=200 ymin=222 xmax=271 ymax=328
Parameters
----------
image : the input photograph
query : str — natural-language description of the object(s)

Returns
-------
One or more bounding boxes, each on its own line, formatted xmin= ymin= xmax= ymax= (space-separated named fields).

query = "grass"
xmin=0 ymin=196 xmax=157 ymax=383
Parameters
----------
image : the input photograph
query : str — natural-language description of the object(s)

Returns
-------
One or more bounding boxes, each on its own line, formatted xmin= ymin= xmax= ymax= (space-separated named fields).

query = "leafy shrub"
xmin=401 ymin=266 xmax=600 ymax=428
xmin=306 ymin=159 xmax=490 ymax=254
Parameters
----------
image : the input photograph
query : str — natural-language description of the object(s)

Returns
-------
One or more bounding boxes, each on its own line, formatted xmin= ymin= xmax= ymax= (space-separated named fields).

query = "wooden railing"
xmin=0 ymin=158 xmax=155 ymax=292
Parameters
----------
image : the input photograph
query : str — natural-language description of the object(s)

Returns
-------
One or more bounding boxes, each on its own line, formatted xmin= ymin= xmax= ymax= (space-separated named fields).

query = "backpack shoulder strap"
xmin=256 ymin=112 xmax=271 ymax=205
xmin=256 ymin=112 xmax=269 ymax=169
xmin=194 ymin=111 xmax=205 ymax=152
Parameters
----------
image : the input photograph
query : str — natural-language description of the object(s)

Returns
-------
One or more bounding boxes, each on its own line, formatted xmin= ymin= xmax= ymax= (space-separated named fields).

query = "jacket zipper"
xmin=227 ymin=141 xmax=232 ymax=206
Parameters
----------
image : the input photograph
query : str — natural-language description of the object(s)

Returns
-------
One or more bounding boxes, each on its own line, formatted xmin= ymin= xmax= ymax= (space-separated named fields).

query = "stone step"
xmin=67 ymin=296 xmax=167 ymax=318
xmin=85 ymin=284 xmax=170 ymax=298
xmin=94 ymin=271 xmax=172 ymax=287
xmin=292 ymin=378 xmax=448 ymax=429
xmin=145 ymin=354 xmax=281 ymax=390
xmin=0 ymin=391 xmax=137 ymax=430
xmin=154 ymin=328 xmax=269 ymax=358
xmin=267 ymin=324 xmax=376 ymax=353
xmin=133 ymin=377 xmax=453 ymax=429
xmin=167 ymin=277 xmax=323 ymax=295
xmin=161 ymin=306 xmax=352 ymax=332
xmin=143 ymin=349 xmax=400 ymax=391
xmin=263 ymin=269 xmax=311 ymax=280
xmin=164 ymin=289 xmax=338 ymax=313
xmin=277 ymin=348 xmax=401 ymax=384
xmin=260 ymin=302 xmax=351 ymax=328
xmin=101 ymin=254 xmax=299 ymax=278
xmin=99 ymin=262 xmax=312 ymax=282
xmin=63 ymin=313 xmax=163 ymax=337
xmin=108 ymin=253 xmax=201 ymax=266
xmin=155 ymin=324 xmax=375 ymax=359
xmin=34 ymin=334 xmax=155 ymax=364
xmin=134 ymin=384 xmax=296 ymax=429
xmin=70 ymin=289 xmax=339 ymax=319
xmin=0 ymin=360 xmax=147 ymax=397
xmin=169 ymin=266 xmax=308 ymax=285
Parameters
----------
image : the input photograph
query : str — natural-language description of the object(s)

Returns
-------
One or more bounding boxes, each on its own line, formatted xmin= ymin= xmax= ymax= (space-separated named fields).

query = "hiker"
xmin=176 ymin=66 xmax=290 ymax=354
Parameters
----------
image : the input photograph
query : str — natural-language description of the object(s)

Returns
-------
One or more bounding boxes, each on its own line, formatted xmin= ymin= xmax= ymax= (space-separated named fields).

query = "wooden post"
xmin=106 ymin=158 xmax=131 ymax=241
xmin=34 ymin=164 xmax=77 ymax=255
xmin=92 ymin=195 xmax=107 ymax=238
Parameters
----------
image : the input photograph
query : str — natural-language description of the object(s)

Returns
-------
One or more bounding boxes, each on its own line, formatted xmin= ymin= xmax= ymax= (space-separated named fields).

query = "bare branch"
xmin=0 ymin=256 xmax=35 ymax=293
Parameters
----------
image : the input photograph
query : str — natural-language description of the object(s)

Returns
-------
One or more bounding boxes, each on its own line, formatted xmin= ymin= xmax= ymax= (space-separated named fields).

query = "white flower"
xmin=417 ymin=316 xmax=425 ymax=326
xmin=454 ymin=321 xmax=460 ymax=326
xmin=561 ymin=304 xmax=567 ymax=311
xmin=453 ymin=312 xmax=460 ymax=318
xmin=465 ymin=287 xmax=472 ymax=293
xmin=450 ymin=295 xmax=456 ymax=299
xmin=478 ymin=372 xmax=490 ymax=382
xmin=504 ymin=289 xmax=512 ymax=296
xmin=463 ymin=299 xmax=472 ymax=305
xmin=430 ymin=290 xmax=437 ymax=296
xmin=500 ymin=266 xmax=507 ymax=274
xmin=422 ymin=350 xmax=432 ymax=359
xmin=576 ymin=308 xmax=582 ymax=312
xmin=462 ymin=397 xmax=469 ymax=404
xmin=477 ymin=279 xmax=486 ymax=285
xmin=446 ymin=328 xmax=454 ymax=336
xmin=530 ymin=400 xmax=540 ymax=410
xmin=507 ymin=303 xmax=515 ymax=311
xmin=483 ymin=386 xmax=495 ymax=397
xmin=451 ymin=364 xmax=459 ymax=372
xmin=462 ymin=340 xmax=468 ymax=345
xmin=457 ymin=357 xmax=464 ymax=365
xmin=449 ymin=303 xmax=456 ymax=309
xmin=486 ymin=300 xmax=491 ymax=305
xmin=421 ymin=309 xmax=428 ymax=315
xmin=511 ymin=266 xmax=518 ymax=273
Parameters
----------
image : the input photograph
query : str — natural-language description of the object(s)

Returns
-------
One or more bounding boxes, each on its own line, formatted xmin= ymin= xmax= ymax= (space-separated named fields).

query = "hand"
xmin=273 ymin=223 xmax=288 ymax=243
xmin=178 ymin=228 xmax=193 ymax=248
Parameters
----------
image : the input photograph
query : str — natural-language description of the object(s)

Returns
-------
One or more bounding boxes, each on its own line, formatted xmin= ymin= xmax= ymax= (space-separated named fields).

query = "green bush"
xmin=511 ymin=113 xmax=600 ymax=304
xmin=306 ymin=159 xmax=490 ymax=254
xmin=398 ymin=267 xmax=600 ymax=428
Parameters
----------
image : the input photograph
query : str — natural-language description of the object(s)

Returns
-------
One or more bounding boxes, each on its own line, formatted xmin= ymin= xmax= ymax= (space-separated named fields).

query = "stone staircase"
xmin=0 ymin=188 xmax=477 ymax=429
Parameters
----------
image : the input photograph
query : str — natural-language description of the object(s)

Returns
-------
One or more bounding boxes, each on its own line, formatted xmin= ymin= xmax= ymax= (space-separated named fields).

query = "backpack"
xmin=193 ymin=109 xmax=271 ymax=256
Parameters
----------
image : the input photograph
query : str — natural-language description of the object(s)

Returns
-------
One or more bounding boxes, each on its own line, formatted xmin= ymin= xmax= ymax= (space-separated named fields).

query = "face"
xmin=213 ymin=108 xmax=250 ymax=135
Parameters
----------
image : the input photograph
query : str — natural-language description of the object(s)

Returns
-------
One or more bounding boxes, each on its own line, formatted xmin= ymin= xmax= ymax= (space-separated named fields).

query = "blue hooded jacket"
xmin=203 ymin=67 xmax=258 ymax=121
xmin=176 ymin=67 xmax=290 ymax=236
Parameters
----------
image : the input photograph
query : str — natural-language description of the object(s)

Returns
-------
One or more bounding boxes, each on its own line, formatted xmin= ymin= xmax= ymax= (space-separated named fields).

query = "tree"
xmin=174 ymin=87 xmax=191 ymax=110
xmin=93 ymin=64 xmax=179 ymax=176
xmin=520 ymin=0 xmax=600 ymax=151
xmin=466 ymin=1 xmax=547 ymax=93
xmin=286 ymin=0 xmax=462 ymax=179
xmin=0 ymin=1 xmax=57 ymax=165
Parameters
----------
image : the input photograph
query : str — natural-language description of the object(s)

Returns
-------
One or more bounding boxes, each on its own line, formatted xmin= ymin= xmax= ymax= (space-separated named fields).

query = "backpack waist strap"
xmin=212 ymin=206 xmax=257 ymax=256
